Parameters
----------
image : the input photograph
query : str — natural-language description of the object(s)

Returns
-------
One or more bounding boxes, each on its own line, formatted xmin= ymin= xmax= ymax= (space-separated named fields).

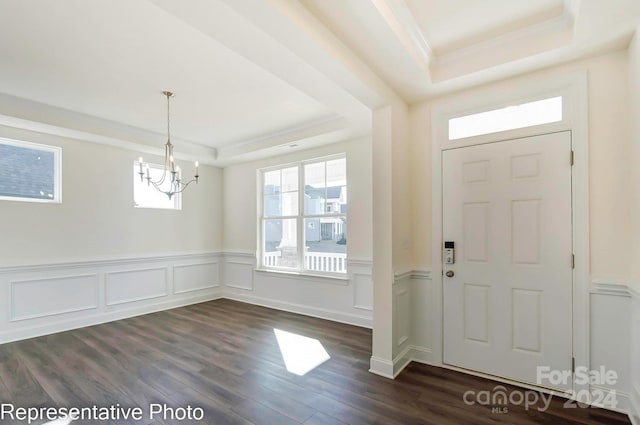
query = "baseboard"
xmin=589 ymin=385 xmax=630 ymax=414
xmin=392 ymin=345 xmax=412 ymax=377
xmin=375 ymin=345 xmax=435 ymax=379
xmin=369 ymin=356 xmax=394 ymax=378
xmin=409 ymin=345 xmax=435 ymax=365
xmin=0 ymin=291 xmax=222 ymax=344
xmin=223 ymin=292 xmax=372 ymax=329
xmin=630 ymin=379 xmax=640 ymax=425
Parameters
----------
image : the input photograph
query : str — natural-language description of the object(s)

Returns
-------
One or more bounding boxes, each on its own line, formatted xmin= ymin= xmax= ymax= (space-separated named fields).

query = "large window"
xmin=260 ymin=156 xmax=347 ymax=275
xmin=133 ymin=161 xmax=181 ymax=209
xmin=0 ymin=138 xmax=61 ymax=203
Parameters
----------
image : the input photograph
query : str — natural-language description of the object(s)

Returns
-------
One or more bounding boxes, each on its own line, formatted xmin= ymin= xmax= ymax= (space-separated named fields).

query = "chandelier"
xmin=137 ymin=91 xmax=199 ymax=199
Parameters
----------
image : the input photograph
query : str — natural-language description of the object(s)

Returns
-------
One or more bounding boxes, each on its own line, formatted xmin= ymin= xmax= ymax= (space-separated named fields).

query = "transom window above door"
xmin=448 ymin=96 xmax=562 ymax=140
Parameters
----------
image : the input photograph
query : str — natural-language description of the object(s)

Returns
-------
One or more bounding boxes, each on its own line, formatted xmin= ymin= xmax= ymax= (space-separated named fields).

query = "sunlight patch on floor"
xmin=273 ymin=328 xmax=330 ymax=376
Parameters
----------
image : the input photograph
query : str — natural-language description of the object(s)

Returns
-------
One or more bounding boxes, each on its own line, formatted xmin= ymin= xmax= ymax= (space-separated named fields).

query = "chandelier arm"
xmin=170 ymin=178 xmax=198 ymax=195
xmin=148 ymin=168 xmax=168 ymax=186
xmin=149 ymin=179 xmax=175 ymax=198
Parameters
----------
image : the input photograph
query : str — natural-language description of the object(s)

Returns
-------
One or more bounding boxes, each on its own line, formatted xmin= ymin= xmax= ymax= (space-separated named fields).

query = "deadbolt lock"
xmin=445 ymin=270 xmax=454 ymax=278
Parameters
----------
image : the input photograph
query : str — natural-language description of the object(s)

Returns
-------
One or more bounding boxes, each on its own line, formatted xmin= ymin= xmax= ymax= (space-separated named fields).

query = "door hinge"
xmin=572 ymin=254 xmax=575 ymax=269
xmin=572 ymin=357 xmax=575 ymax=373
xmin=570 ymin=150 xmax=574 ymax=166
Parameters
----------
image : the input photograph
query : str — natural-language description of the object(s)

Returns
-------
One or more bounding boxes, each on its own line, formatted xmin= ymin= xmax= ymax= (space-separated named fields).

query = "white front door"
xmin=442 ymin=131 xmax=573 ymax=392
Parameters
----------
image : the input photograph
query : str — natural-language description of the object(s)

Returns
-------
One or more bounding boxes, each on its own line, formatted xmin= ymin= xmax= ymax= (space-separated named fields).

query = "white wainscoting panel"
xmin=630 ymin=287 xmax=640 ymax=425
xmin=391 ymin=271 xmax=419 ymax=377
xmin=11 ymin=274 xmax=98 ymax=321
xmin=590 ymin=288 xmax=631 ymax=413
xmin=350 ymin=259 xmax=373 ymax=312
xmin=0 ymin=252 xmax=222 ymax=344
xmin=223 ymin=253 xmax=255 ymax=290
xmin=391 ymin=269 xmax=435 ymax=376
xmin=410 ymin=270 xmax=432 ymax=357
xmin=394 ymin=284 xmax=410 ymax=348
xmin=353 ymin=273 xmax=373 ymax=310
xmin=223 ymin=255 xmax=373 ymax=328
xmin=174 ymin=262 xmax=219 ymax=294
xmin=105 ymin=268 xmax=168 ymax=306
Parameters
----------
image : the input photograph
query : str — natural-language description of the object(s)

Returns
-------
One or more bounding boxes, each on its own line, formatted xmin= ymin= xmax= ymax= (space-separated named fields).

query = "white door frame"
xmin=430 ymin=72 xmax=589 ymax=395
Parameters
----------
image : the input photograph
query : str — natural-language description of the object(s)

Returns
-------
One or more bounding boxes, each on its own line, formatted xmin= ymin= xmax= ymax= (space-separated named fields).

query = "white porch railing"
xmin=305 ymin=252 xmax=347 ymax=273
xmin=263 ymin=251 xmax=347 ymax=273
xmin=264 ymin=251 xmax=281 ymax=267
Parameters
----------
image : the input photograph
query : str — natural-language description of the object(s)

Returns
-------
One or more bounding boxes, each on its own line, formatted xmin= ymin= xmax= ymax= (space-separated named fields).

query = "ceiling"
xmin=0 ymin=0 xmax=638 ymax=165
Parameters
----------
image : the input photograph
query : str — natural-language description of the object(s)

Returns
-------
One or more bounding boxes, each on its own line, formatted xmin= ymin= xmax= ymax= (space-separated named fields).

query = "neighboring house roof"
xmin=265 ymin=184 xmax=343 ymax=200
xmin=0 ymin=144 xmax=55 ymax=199
xmin=304 ymin=185 xmax=343 ymax=200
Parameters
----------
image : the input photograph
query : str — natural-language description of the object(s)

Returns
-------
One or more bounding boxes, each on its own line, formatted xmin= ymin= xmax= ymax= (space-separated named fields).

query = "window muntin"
xmin=0 ymin=138 xmax=61 ymax=203
xmin=448 ymin=96 xmax=562 ymax=140
xmin=133 ymin=161 xmax=181 ymax=210
xmin=260 ymin=156 xmax=347 ymax=275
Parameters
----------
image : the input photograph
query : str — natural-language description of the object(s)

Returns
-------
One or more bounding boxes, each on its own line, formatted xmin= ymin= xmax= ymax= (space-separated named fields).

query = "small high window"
xmin=448 ymin=96 xmax=562 ymax=140
xmin=133 ymin=161 xmax=181 ymax=210
xmin=0 ymin=138 xmax=61 ymax=203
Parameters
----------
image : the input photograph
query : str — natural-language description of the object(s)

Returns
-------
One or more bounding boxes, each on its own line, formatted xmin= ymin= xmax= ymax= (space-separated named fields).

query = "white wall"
xmin=402 ymin=48 xmax=636 ymax=416
xmin=629 ymin=31 xmax=640 ymax=289
xmin=369 ymin=99 xmax=413 ymax=378
xmin=370 ymin=106 xmax=395 ymax=376
xmin=410 ymin=49 xmax=631 ymax=278
xmin=222 ymin=137 xmax=374 ymax=327
xmin=0 ymin=125 xmax=224 ymax=343
xmin=0 ymin=125 xmax=223 ymax=266
xmin=392 ymin=102 xmax=411 ymax=272
xmin=590 ymin=290 xmax=631 ymax=411
xmin=223 ymin=136 xmax=372 ymax=259
xmin=627 ymin=27 xmax=640 ymax=424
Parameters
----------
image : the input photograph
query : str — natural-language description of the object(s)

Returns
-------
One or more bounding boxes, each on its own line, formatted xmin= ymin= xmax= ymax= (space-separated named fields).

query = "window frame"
xmin=258 ymin=154 xmax=347 ymax=277
xmin=133 ymin=160 xmax=182 ymax=210
xmin=0 ymin=137 xmax=62 ymax=204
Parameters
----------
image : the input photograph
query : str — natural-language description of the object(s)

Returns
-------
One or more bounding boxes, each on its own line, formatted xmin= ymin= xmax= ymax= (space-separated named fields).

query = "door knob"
xmin=445 ymin=270 xmax=454 ymax=278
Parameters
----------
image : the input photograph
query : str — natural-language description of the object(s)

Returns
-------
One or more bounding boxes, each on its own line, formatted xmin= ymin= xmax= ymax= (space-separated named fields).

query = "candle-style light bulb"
xmin=137 ymin=157 xmax=144 ymax=181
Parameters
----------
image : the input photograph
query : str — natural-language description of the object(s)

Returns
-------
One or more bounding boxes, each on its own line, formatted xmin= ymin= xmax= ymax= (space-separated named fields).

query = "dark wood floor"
xmin=0 ymin=299 xmax=630 ymax=425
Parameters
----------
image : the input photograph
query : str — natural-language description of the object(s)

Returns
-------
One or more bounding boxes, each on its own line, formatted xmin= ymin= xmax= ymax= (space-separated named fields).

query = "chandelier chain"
xmin=166 ymin=91 xmax=171 ymax=143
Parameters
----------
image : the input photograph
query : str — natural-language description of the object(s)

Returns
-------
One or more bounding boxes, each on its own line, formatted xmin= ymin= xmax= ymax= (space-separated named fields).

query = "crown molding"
xmin=0 ymin=92 xmax=218 ymax=164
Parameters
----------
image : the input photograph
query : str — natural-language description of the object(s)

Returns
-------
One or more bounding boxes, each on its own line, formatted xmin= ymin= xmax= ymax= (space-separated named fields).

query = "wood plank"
xmin=0 ymin=299 xmax=630 ymax=425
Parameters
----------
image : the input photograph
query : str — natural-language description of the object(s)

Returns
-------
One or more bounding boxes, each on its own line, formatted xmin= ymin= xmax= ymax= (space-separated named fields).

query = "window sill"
xmin=255 ymin=268 xmax=349 ymax=284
